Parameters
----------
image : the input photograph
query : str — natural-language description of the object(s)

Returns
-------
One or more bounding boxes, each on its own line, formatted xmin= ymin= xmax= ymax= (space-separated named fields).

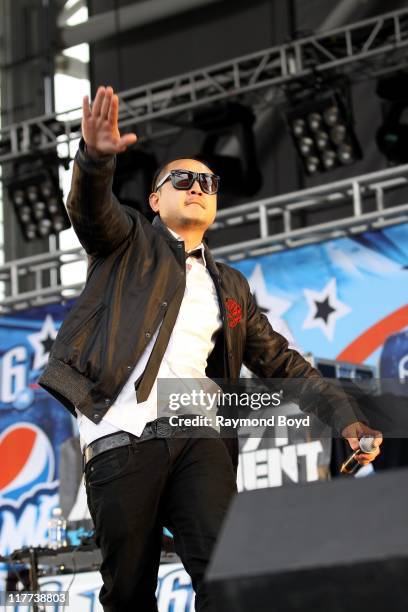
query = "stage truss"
xmin=1 ymin=7 xmax=408 ymax=163
xmin=1 ymin=8 xmax=408 ymax=310
xmin=0 ymin=162 xmax=407 ymax=312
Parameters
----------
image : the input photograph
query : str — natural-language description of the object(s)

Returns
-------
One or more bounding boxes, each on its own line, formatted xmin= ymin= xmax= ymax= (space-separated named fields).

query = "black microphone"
xmin=340 ymin=435 xmax=375 ymax=475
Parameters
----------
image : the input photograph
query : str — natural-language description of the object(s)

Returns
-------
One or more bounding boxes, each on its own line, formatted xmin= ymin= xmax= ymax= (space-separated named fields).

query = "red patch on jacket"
xmin=225 ymin=298 xmax=242 ymax=328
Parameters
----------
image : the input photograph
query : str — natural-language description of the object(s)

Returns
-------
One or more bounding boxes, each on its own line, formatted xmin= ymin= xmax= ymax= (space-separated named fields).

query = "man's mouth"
xmin=185 ymin=200 xmax=205 ymax=209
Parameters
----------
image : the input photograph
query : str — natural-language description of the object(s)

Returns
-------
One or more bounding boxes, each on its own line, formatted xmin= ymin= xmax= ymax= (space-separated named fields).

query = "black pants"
xmin=84 ymin=430 xmax=237 ymax=612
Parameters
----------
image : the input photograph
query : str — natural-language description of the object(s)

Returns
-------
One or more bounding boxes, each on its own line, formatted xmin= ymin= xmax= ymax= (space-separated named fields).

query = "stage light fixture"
xmin=306 ymin=156 xmax=320 ymax=174
xmin=6 ymin=154 xmax=70 ymax=241
xmin=338 ymin=143 xmax=354 ymax=164
xmin=322 ymin=149 xmax=337 ymax=170
xmin=376 ymin=72 xmax=408 ymax=164
xmin=308 ymin=112 xmax=322 ymax=132
xmin=286 ymin=90 xmax=362 ymax=176
xmin=292 ymin=119 xmax=305 ymax=136
xmin=192 ymin=102 xmax=263 ymax=204
xmin=316 ymin=131 xmax=329 ymax=150
xmin=331 ymin=124 xmax=346 ymax=145
xmin=300 ymin=137 xmax=313 ymax=156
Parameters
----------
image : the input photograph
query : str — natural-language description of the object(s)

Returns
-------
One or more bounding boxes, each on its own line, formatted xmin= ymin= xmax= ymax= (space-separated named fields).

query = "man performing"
xmin=39 ymin=86 xmax=382 ymax=612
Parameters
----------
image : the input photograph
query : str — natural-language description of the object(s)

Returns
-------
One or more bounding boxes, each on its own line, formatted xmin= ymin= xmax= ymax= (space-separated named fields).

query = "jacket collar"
xmin=151 ymin=214 xmax=178 ymax=243
xmin=151 ymin=215 xmax=220 ymax=279
xmin=203 ymin=242 xmax=220 ymax=280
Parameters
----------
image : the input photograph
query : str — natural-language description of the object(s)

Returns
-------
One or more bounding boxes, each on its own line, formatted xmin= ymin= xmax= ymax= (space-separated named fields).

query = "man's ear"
xmin=149 ymin=192 xmax=160 ymax=213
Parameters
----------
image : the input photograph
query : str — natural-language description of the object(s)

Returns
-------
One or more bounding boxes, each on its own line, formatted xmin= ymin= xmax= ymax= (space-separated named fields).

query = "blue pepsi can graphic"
xmin=379 ymin=330 xmax=408 ymax=396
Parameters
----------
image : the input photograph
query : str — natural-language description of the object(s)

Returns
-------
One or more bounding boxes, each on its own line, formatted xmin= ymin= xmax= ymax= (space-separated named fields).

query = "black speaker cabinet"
xmin=206 ymin=467 xmax=408 ymax=612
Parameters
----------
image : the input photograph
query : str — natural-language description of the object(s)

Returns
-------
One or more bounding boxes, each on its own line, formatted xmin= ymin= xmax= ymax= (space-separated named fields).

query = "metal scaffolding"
xmin=0 ymin=162 xmax=407 ymax=312
xmin=212 ymin=162 xmax=408 ymax=259
xmin=1 ymin=7 xmax=408 ymax=164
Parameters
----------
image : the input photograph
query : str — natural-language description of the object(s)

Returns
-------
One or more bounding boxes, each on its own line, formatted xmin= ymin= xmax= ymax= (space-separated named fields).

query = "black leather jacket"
xmin=38 ymin=141 xmax=359 ymax=466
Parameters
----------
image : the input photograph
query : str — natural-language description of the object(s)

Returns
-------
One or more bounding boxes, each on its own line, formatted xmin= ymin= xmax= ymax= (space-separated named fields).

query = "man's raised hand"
xmin=82 ymin=86 xmax=137 ymax=158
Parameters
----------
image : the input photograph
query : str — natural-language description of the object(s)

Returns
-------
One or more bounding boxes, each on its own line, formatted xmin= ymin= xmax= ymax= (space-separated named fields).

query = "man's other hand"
xmin=82 ymin=86 xmax=137 ymax=159
xmin=341 ymin=421 xmax=383 ymax=465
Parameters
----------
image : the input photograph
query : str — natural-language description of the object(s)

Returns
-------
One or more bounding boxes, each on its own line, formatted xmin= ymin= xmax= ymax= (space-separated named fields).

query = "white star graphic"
xmin=248 ymin=264 xmax=301 ymax=351
xmin=28 ymin=314 xmax=59 ymax=371
xmin=302 ymin=278 xmax=351 ymax=341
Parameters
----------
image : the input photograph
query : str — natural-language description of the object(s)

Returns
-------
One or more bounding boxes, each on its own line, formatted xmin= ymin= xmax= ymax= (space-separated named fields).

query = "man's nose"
xmin=189 ymin=180 xmax=203 ymax=195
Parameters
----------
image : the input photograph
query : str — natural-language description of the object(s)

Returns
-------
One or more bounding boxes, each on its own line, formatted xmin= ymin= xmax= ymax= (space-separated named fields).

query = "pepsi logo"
xmin=0 ymin=423 xmax=55 ymax=503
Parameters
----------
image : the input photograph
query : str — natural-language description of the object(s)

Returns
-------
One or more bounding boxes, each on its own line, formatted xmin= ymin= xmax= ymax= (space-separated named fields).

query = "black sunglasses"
xmin=155 ymin=169 xmax=220 ymax=195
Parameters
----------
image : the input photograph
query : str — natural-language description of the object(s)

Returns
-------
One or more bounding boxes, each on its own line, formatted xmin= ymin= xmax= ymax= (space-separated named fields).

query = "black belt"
xmin=82 ymin=418 xmax=176 ymax=470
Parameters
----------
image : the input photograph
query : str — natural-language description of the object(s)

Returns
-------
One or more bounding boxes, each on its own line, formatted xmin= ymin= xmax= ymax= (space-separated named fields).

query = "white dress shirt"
xmin=76 ymin=230 xmax=222 ymax=452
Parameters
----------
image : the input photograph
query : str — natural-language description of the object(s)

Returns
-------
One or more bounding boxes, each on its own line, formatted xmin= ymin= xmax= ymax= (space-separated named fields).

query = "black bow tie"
xmin=185 ymin=248 xmax=202 ymax=261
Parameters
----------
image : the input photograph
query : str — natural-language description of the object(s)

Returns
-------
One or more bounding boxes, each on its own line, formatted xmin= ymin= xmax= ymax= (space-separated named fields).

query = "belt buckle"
xmin=155 ymin=418 xmax=172 ymax=438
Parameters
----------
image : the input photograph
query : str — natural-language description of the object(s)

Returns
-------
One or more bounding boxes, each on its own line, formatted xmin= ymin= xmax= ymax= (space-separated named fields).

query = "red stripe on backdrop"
xmin=336 ymin=304 xmax=408 ymax=364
